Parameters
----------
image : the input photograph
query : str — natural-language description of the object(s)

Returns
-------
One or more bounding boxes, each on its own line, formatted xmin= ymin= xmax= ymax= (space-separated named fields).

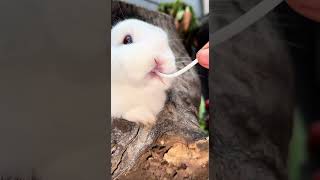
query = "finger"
xmin=201 ymin=42 xmax=209 ymax=49
xmin=196 ymin=48 xmax=209 ymax=69
xmin=287 ymin=0 xmax=320 ymax=22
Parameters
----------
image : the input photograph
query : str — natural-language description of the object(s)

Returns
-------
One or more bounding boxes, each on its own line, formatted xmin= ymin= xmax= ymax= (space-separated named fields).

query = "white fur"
xmin=111 ymin=19 xmax=176 ymax=125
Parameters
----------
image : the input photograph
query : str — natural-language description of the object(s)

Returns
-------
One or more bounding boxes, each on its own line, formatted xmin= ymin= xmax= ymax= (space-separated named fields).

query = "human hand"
xmin=196 ymin=42 xmax=209 ymax=69
xmin=287 ymin=0 xmax=320 ymax=22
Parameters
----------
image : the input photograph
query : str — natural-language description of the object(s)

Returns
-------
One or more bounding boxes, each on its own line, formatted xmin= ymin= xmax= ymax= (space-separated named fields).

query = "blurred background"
xmin=273 ymin=3 xmax=320 ymax=180
xmin=120 ymin=0 xmax=209 ymax=17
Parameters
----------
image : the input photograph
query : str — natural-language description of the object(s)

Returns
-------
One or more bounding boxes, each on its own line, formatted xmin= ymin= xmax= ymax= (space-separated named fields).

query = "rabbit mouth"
xmin=148 ymin=64 xmax=167 ymax=85
xmin=149 ymin=69 xmax=165 ymax=84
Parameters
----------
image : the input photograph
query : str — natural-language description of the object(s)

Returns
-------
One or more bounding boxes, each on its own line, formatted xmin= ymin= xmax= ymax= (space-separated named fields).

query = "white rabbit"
xmin=111 ymin=19 xmax=176 ymax=126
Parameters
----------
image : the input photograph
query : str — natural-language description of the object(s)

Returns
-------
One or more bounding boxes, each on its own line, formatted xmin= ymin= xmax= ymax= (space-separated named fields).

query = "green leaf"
xmin=176 ymin=10 xmax=184 ymax=21
xmin=198 ymin=96 xmax=208 ymax=134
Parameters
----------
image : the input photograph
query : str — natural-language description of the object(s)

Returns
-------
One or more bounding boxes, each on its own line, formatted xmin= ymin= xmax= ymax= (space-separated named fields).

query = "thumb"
xmin=196 ymin=42 xmax=209 ymax=69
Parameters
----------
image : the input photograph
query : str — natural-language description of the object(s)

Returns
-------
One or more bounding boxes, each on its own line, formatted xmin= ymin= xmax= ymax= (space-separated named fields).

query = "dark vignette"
xmin=0 ymin=0 xmax=109 ymax=179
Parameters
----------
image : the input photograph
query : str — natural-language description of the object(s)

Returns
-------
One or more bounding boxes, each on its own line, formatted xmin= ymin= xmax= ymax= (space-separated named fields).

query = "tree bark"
xmin=111 ymin=1 xmax=208 ymax=179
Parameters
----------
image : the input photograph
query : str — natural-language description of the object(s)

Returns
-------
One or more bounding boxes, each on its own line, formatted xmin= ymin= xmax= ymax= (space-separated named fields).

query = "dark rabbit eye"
xmin=123 ymin=35 xmax=133 ymax=44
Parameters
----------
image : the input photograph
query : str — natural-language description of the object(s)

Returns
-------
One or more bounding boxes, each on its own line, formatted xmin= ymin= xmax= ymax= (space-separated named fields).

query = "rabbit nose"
xmin=154 ymin=58 xmax=165 ymax=72
xmin=155 ymin=58 xmax=165 ymax=66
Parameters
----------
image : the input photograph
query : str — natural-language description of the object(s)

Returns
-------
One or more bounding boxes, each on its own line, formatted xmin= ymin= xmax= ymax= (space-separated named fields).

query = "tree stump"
xmin=111 ymin=1 xmax=208 ymax=179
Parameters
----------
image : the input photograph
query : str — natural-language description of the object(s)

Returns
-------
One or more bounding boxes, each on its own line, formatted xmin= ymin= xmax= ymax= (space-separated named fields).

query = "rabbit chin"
xmin=111 ymin=79 xmax=169 ymax=125
xmin=111 ymin=66 xmax=175 ymax=125
xmin=144 ymin=72 xmax=171 ymax=89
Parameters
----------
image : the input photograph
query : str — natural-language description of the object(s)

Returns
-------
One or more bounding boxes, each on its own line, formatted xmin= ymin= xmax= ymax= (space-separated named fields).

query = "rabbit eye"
xmin=123 ymin=35 xmax=133 ymax=44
